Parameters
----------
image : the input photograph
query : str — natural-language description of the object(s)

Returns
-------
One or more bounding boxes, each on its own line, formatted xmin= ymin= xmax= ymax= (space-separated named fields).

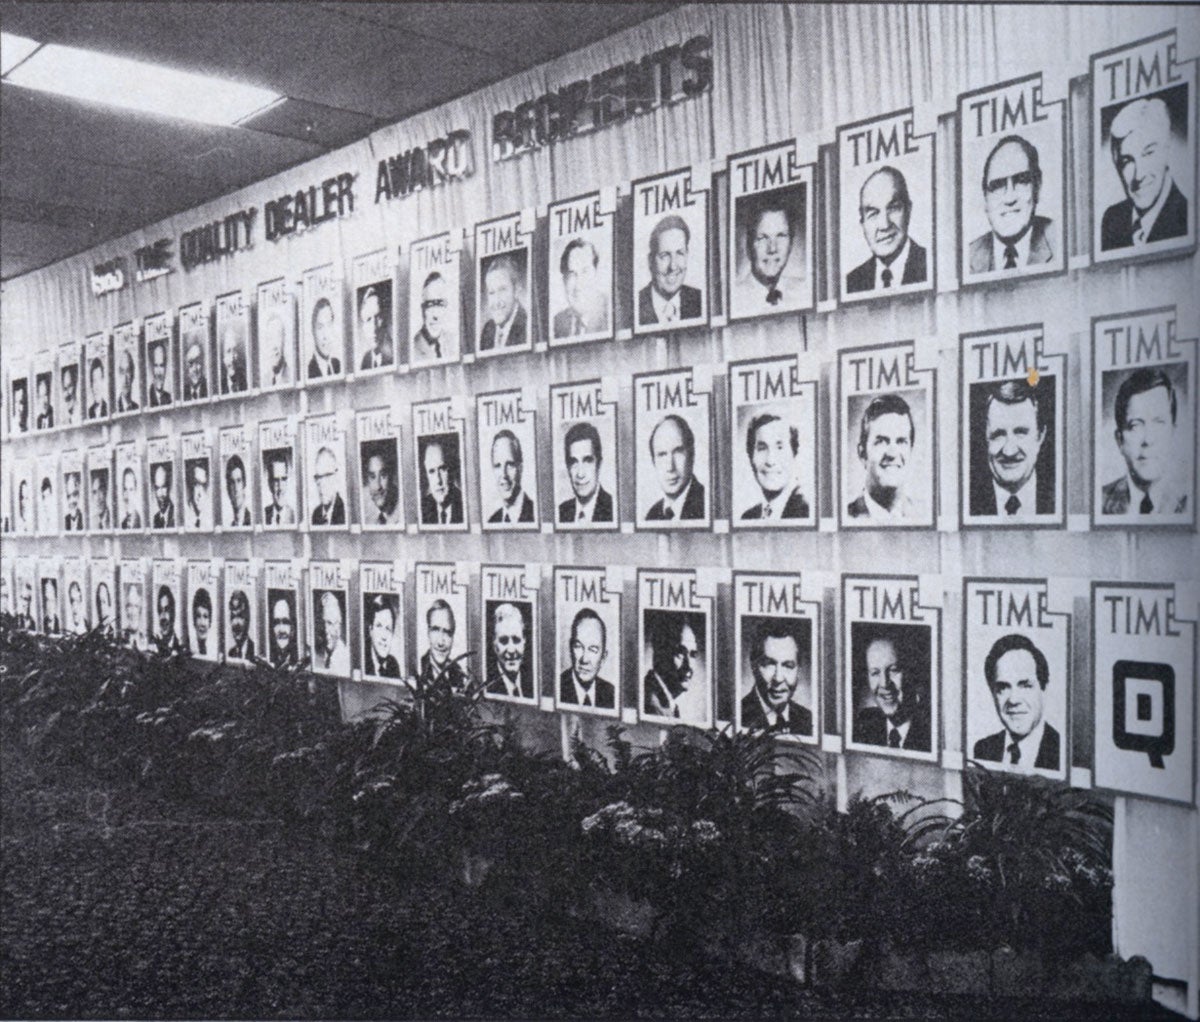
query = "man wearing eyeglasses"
xmin=558 ymin=607 xmax=616 ymax=711
xmin=412 ymin=272 xmax=453 ymax=364
xmin=968 ymin=135 xmax=1054 ymax=273
xmin=485 ymin=601 xmax=533 ymax=700
xmin=310 ymin=446 xmax=346 ymax=526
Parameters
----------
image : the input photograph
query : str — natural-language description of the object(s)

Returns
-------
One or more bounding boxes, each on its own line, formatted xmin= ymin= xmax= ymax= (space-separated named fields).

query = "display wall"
xmin=1 ymin=4 xmax=1198 ymax=1011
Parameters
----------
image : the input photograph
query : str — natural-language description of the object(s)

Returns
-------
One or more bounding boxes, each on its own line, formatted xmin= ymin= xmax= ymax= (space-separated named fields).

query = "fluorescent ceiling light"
xmin=1 ymin=33 xmax=40 ymax=75
xmin=3 ymin=41 xmax=281 ymax=126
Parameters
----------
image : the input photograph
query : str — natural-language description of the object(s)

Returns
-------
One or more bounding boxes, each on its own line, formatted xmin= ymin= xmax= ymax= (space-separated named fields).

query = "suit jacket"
xmin=366 ymin=650 xmax=401 ymax=678
xmin=152 ymin=503 xmax=175 ymax=529
xmin=646 ymin=479 xmax=706 ymax=521
xmin=854 ymin=706 xmax=931 ymax=752
xmin=637 ymin=284 xmax=702 ymax=325
xmin=311 ymin=494 xmax=346 ymax=526
xmin=558 ymin=486 xmax=615 ymax=524
xmin=37 ymin=410 xmax=54 ymax=429
xmin=559 ymin=668 xmax=616 ymax=710
xmin=643 ymin=670 xmax=678 ymax=718
xmin=121 ymin=511 xmax=142 ymax=529
xmin=420 ymin=487 xmax=464 ymax=525
xmin=741 ymin=488 xmax=810 ymax=520
xmin=973 ymin=722 xmax=1060 ymax=771
xmin=419 ymin=650 xmax=467 ymax=689
xmin=43 ymin=615 xmax=61 ymax=634
xmin=228 ymin=506 xmax=252 ymax=527
xmin=64 ymin=510 xmax=84 ymax=531
xmin=264 ymin=503 xmax=296 ymax=526
xmin=360 ymin=347 xmax=395 ymax=371
xmin=228 ymin=637 xmax=256 ymax=661
xmin=740 ymin=692 xmax=813 ymax=734
xmin=488 ymin=492 xmax=535 ymax=524
xmin=88 ymin=399 xmax=109 ymax=418
xmin=968 ymin=216 xmax=1054 ymax=273
xmin=969 ymin=473 xmax=1054 ymax=517
xmin=307 ymin=354 xmax=341 ymax=379
xmin=1100 ymin=476 xmax=1188 ymax=516
xmin=1101 ymin=182 xmax=1188 ymax=251
xmin=552 ymin=303 xmax=610 ymax=339
xmin=479 ymin=305 xmax=528 ymax=351
xmin=148 ymin=387 xmax=172 ymax=407
xmin=846 ymin=240 xmax=928 ymax=294
xmin=116 ymin=394 xmax=139 ymax=413
xmin=486 ymin=669 xmax=534 ymax=700
xmin=184 ymin=379 xmax=207 ymax=401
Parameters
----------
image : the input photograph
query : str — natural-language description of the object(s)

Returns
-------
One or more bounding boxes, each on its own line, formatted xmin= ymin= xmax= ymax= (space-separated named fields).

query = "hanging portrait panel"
xmin=356 ymin=405 xmax=403 ymax=530
xmin=264 ymin=561 xmax=303 ymax=670
xmin=477 ymin=389 xmax=540 ymax=532
xmin=57 ymin=338 xmax=83 ymax=428
xmin=187 ymin=559 xmax=222 ymax=662
xmin=143 ymin=311 xmax=175 ymax=409
xmin=111 ymin=321 xmax=142 ymax=417
xmin=554 ymin=566 xmax=621 ymax=718
xmin=310 ymin=560 xmax=351 ymax=678
xmin=146 ymin=436 xmax=178 ymax=532
xmin=408 ymin=231 xmax=463 ymax=369
xmin=257 ymin=277 xmax=298 ymax=391
xmin=224 ymin=560 xmax=259 ymax=664
xmin=180 ymin=430 xmax=215 ymax=533
xmin=83 ymin=332 xmax=111 ymax=421
xmin=302 ymin=263 xmax=345 ymax=384
xmin=304 ymin=413 xmax=349 ymax=531
xmin=480 ymin=563 xmax=539 ymax=706
xmin=475 ymin=210 xmax=534 ymax=358
xmin=547 ymin=190 xmax=615 ymax=347
xmin=414 ymin=562 xmax=470 ymax=688
xmin=634 ymin=367 xmax=713 ymax=531
xmin=179 ymin=302 xmax=212 ymax=404
xmin=412 ymin=397 xmax=469 ymax=533
xmin=549 ymin=378 xmax=620 ymax=533
xmin=61 ymin=449 xmax=85 ymax=533
xmin=638 ymin=569 xmax=713 ymax=729
xmin=114 ymin=441 xmax=144 ymax=533
xmin=85 ymin=445 xmax=113 ymax=535
xmin=218 ymin=424 xmax=255 ymax=530
xmin=632 ymin=165 xmax=710 ymax=335
xmin=352 ymin=248 xmax=395 ymax=376
xmin=63 ymin=558 xmax=89 ymax=636
xmin=215 ymin=290 xmax=252 ymax=397
xmin=151 ymin=558 xmax=185 ymax=653
xmin=360 ymin=560 xmax=405 ymax=684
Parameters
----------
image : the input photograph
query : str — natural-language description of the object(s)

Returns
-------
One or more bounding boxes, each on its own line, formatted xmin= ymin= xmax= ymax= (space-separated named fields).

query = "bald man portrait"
xmin=846 ymin=165 xmax=928 ymax=293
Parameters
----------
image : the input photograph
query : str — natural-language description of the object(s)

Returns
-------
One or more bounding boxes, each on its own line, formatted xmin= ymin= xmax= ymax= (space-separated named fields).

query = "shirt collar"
xmin=992 ymin=471 xmax=1039 ymax=518
xmin=759 ymin=484 xmax=798 ymax=519
xmin=1008 ymin=717 xmax=1046 ymax=770
xmin=874 ymin=237 xmax=911 ymax=288
xmin=500 ymin=488 xmax=525 ymax=520
xmin=992 ymin=225 xmax=1033 ymax=269
xmin=572 ymin=491 xmax=597 ymax=521
xmin=1131 ymin=172 xmax=1174 ymax=243
xmin=888 ymin=717 xmax=912 ymax=745
xmin=861 ymin=487 xmax=913 ymax=521
xmin=755 ymin=689 xmax=789 ymax=728
xmin=651 ymin=287 xmax=681 ymax=322
xmin=495 ymin=304 xmax=520 ymax=345
xmin=661 ymin=478 xmax=695 ymax=518
xmin=572 ymin=672 xmax=597 ymax=706
xmin=1125 ymin=471 xmax=1182 ymax=513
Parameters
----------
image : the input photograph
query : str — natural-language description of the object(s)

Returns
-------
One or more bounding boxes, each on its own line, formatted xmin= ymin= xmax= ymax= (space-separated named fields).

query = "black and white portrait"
xmin=475 ymin=211 xmax=532 ymax=356
xmin=90 ymin=558 xmax=117 ymax=639
xmin=119 ymin=560 xmax=147 ymax=649
xmin=361 ymin=561 xmax=404 ymax=683
xmin=187 ymin=561 xmax=220 ymax=662
xmin=265 ymin=583 xmax=300 ymax=670
xmin=181 ymin=432 xmax=214 ymax=532
xmin=64 ymin=559 xmax=89 ymax=636
xmin=146 ymin=438 xmax=177 ymax=531
xmin=38 ymin=563 xmax=61 ymax=635
xmin=729 ymin=356 xmax=817 ymax=528
xmin=143 ymin=312 xmax=174 ymax=408
xmin=846 ymin=621 xmax=935 ymax=757
xmin=36 ymin=461 xmax=57 ymax=537
xmin=554 ymin=566 xmax=620 ymax=717
xmin=9 ymin=367 xmax=29 ymax=435
xmin=634 ymin=369 xmax=712 ymax=530
xmin=151 ymin=560 xmax=184 ymax=653
xmin=310 ymin=564 xmax=351 ymax=677
xmin=33 ymin=363 xmax=54 ymax=431
xmin=302 ymin=265 xmax=344 ymax=383
xmin=413 ymin=399 xmax=468 ymax=532
xmin=550 ymin=380 xmax=619 ymax=532
xmin=224 ymin=562 xmax=258 ymax=664
xmin=632 ymin=167 xmax=709 ymax=334
xmin=256 ymin=278 xmax=297 ymax=390
xmin=86 ymin=448 xmax=112 ymax=533
xmin=218 ymin=425 xmax=255 ymax=529
xmin=60 ymin=452 xmax=85 ymax=533
xmin=839 ymin=342 xmax=935 ymax=529
xmin=638 ymin=570 xmax=712 ymax=728
xmin=179 ymin=303 xmax=211 ymax=404
xmin=481 ymin=567 xmax=538 ymax=705
xmin=1092 ymin=32 xmax=1195 ymax=262
xmin=356 ymin=408 xmax=403 ymax=529
xmin=215 ymin=291 xmax=251 ymax=397
xmin=57 ymin=341 xmax=82 ymax=427
xmin=728 ymin=141 xmax=814 ymax=319
xmin=838 ymin=109 xmax=935 ymax=302
xmin=1092 ymin=308 xmax=1195 ymax=527
xmin=304 ymin=414 xmax=348 ymax=530
xmin=958 ymin=74 xmax=1067 ymax=285
xmin=477 ymin=390 xmax=539 ymax=531
xmin=112 ymin=323 xmax=141 ymax=416
xmin=408 ymin=233 xmax=462 ymax=368
xmin=353 ymin=250 xmax=394 ymax=373
xmin=114 ymin=442 xmax=143 ymax=532
xmin=548 ymin=191 xmax=614 ymax=346
xmin=259 ymin=418 xmax=300 ymax=528
xmin=414 ymin=563 xmax=469 ymax=689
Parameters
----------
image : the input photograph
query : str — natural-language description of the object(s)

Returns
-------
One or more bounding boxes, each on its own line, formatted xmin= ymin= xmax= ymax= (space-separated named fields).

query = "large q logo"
xmin=1113 ymin=659 xmax=1175 ymax=769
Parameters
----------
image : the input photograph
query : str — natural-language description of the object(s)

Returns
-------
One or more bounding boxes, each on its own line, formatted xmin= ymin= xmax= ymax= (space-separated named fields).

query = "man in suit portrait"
xmin=68 ymin=580 xmax=87 ymax=635
xmin=226 ymin=589 xmax=256 ymax=662
xmin=263 ymin=453 xmax=296 ymax=526
xmin=60 ymin=363 xmax=79 ymax=425
xmin=645 ymin=414 xmax=706 ymax=521
xmin=852 ymin=626 xmax=930 ymax=752
xmin=151 ymin=463 xmax=175 ymax=529
xmin=970 ymin=379 xmax=1054 ymax=519
xmin=316 ymin=590 xmax=349 ymax=675
xmin=364 ymin=594 xmax=401 ymax=679
xmin=38 ymin=475 xmax=55 ymax=534
xmin=638 ymin=214 xmax=702 ymax=325
xmin=185 ymin=460 xmax=211 ymax=530
xmin=558 ymin=421 xmax=614 ymax=525
xmin=123 ymin=583 xmax=144 ymax=648
xmin=642 ymin=611 xmax=702 ymax=720
xmin=973 ymin=632 xmax=1060 ymax=770
xmin=1101 ymin=96 xmax=1188 ymax=250
xmin=361 ymin=442 xmax=401 ymax=526
xmin=220 ymin=325 xmax=248 ymax=395
xmin=310 ymin=446 xmax=346 ymax=526
xmin=419 ymin=436 xmax=464 ymax=526
xmin=115 ymin=348 xmax=139 ymax=412
xmin=732 ymin=192 xmax=807 ymax=314
xmin=420 ymin=598 xmax=467 ymax=688
xmin=94 ymin=580 xmax=115 ymax=636
xmin=553 ymin=238 xmax=610 ymax=339
xmin=268 ymin=593 xmax=298 ymax=668
xmin=41 ymin=578 xmax=61 ymax=635
xmin=846 ymin=165 xmax=928 ymax=293
xmin=16 ymin=477 xmax=32 ymax=533
xmin=847 ymin=393 xmax=918 ymax=521
xmin=87 ymin=358 xmax=109 ymax=418
xmin=740 ymin=413 xmax=810 ymax=521
xmin=487 ymin=429 xmax=534 ymax=525
xmin=559 ymin=607 xmax=616 ymax=711
xmin=155 ymin=585 xmax=177 ymax=651
xmin=16 ymin=580 xmax=36 ymax=631
xmin=307 ymin=298 xmax=341 ymax=379
xmin=120 ymin=466 xmax=142 ymax=529
xmin=486 ymin=602 xmax=533 ymax=700
xmin=412 ymin=272 xmax=453 ymax=363
xmin=62 ymin=472 xmax=84 ymax=531
xmin=11 ymin=377 xmax=28 ymax=433
xmin=225 ymin=455 xmax=251 ymax=527
xmin=35 ymin=374 xmax=53 ymax=429
xmin=190 ymin=588 xmax=213 ymax=656
xmin=358 ymin=285 xmax=394 ymax=370
xmin=1101 ymin=367 xmax=1189 ymax=516
xmin=89 ymin=470 xmax=111 ymax=530
xmin=183 ymin=338 xmax=208 ymax=401
xmin=740 ymin=619 xmax=813 ymax=734
xmin=969 ymin=135 xmax=1054 ymax=273
xmin=478 ymin=255 xmax=527 ymax=351
xmin=262 ymin=316 xmax=292 ymax=387
xmin=147 ymin=342 xmax=172 ymax=407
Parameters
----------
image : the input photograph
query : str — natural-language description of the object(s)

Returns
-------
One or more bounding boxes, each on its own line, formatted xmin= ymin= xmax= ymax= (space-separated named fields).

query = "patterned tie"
xmin=762 ymin=502 xmax=772 ymax=519
xmin=1005 ymin=494 xmax=1020 ymax=516
xmin=1003 ymin=245 xmax=1018 ymax=270
xmin=1139 ymin=494 xmax=1153 ymax=514
xmin=1008 ymin=739 xmax=1021 ymax=765
xmin=881 ymin=268 xmax=893 ymax=288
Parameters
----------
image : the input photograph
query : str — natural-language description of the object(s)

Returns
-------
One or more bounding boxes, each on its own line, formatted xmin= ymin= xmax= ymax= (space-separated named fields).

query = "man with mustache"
xmin=846 ymin=166 xmax=928 ymax=293
xmin=970 ymin=379 xmax=1053 ymax=518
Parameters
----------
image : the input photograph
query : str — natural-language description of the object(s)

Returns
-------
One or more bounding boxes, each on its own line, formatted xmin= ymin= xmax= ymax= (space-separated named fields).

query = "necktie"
xmin=198 ymin=639 xmax=206 ymax=656
xmin=766 ymin=287 xmax=782 ymax=306
xmin=888 ymin=728 xmax=901 ymax=749
xmin=1008 ymin=739 xmax=1021 ymax=765
xmin=1003 ymin=245 xmax=1018 ymax=270
xmin=441 ymin=504 xmax=449 ymax=524
xmin=573 ymin=316 xmax=584 ymax=336
xmin=430 ymin=336 xmax=441 ymax=359
xmin=1132 ymin=217 xmax=1145 ymax=245
xmin=576 ymin=505 xmax=586 ymax=522
xmin=881 ymin=268 xmax=893 ymax=288
xmin=583 ymin=690 xmax=592 ymax=707
xmin=1139 ymin=494 xmax=1153 ymax=514
xmin=663 ymin=506 xmax=675 ymax=520
xmin=378 ymin=512 xmax=387 ymax=525
xmin=762 ymin=502 xmax=772 ymax=519
xmin=664 ymin=302 xmax=678 ymax=322
xmin=1005 ymin=494 xmax=1020 ymax=516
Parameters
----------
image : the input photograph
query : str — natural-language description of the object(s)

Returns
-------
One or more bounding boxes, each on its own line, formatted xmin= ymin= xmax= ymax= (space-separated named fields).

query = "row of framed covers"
xmin=3 ymin=309 xmax=1195 ymax=534
xmin=4 ymin=32 xmax=1196 ymax=439
xmin=3 ymin=556 xmax=1194 ymax=806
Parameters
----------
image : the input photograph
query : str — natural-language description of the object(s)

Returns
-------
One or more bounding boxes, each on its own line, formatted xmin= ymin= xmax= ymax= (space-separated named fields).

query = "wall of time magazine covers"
xmin=1 ymin=4 xmax=1197 ymax=1006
